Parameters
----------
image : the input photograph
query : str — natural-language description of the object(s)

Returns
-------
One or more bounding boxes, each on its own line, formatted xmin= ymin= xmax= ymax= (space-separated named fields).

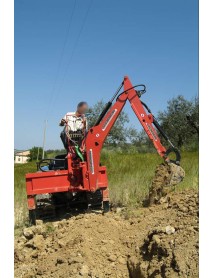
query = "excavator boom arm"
xmin=83 ymin=76 xmax=178 ymax=191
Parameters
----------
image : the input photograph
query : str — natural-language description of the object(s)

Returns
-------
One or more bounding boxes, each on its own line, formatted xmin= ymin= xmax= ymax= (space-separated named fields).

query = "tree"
xmin=29 ymin=146 xmax=43 ymax=161
xmin=158 ymin=95 xmax=199 ymax=148
xmin=87 ymin=100 xmax=130 ymax=145
xmin=186 ymin=96 xmax=199 ymax=135
xmin=126 ymin=127 xmax=147 ymax=146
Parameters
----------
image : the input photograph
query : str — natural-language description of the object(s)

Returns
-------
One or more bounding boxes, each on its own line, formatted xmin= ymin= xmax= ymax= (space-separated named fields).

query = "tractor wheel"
xmin=87 ymin=190 xmax=103 ymax=209
xmin=103 ymin=201 xmax=110 ymax=213
xmin=29 ymin=209 xmax=36 ymax=226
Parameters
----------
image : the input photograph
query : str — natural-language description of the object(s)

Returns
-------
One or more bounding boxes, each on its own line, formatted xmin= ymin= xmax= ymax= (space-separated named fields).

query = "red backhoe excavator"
xmin=26 ymin=76 xmax=183 ymax=225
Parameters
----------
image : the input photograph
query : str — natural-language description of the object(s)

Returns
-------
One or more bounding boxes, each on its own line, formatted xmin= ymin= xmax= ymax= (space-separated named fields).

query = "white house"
xmin=14 ymin=150 xmax=30 ymax=164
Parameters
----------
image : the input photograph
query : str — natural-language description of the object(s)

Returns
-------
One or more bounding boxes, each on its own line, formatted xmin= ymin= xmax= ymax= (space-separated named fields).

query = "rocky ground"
xmin=14 ymin=190 xmax=198 ymax=278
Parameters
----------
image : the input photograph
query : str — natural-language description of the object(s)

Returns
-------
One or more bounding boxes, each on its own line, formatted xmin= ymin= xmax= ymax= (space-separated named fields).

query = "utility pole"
xmin=36 ymin=147 xmax=40 ymax=161
xmin=42 ymin=120 xmax=47 ymax=159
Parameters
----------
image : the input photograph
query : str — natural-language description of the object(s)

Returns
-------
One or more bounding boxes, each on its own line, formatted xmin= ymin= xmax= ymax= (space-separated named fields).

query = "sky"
xmin=15 ymin=0 xmax=198 ymax=150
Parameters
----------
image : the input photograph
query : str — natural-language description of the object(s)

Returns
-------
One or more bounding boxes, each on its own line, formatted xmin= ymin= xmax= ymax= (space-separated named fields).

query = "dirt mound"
xmin=15 ymin=190 xmax=198 ymax=278
xmin=147 ymin=163 xmax=185 ymax=205
xmin=128 ymin=191 xmax=198 ymax=277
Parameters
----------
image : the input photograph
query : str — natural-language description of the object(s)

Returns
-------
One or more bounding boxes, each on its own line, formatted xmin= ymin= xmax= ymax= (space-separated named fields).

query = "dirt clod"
xmin=23 ymin=228 xmax=34 ymax=240
xmin=165 ymin=225 xmax=175 ymax=235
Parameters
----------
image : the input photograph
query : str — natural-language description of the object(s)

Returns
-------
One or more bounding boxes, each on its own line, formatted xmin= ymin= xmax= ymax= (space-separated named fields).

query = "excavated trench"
xmin=15 ymin=188 xmax=198 ymax=278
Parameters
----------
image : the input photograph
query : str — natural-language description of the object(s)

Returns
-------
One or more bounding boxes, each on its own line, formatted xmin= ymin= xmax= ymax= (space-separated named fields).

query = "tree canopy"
xmin=29 ymin=146 xmax=43 ymax=161
xmin=87 ymin=95 xmax=199 ymax=150
xmin=87 ymin=100 xmax=130 ymax=145
xmin=29 ymin=96 xmax=198 ymax=157
xmin=158 ymin=95 xmax=199 ymax=148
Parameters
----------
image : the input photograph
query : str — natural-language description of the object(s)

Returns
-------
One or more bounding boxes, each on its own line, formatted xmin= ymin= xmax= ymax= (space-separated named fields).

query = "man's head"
xmin=77 ymin=101 xmax=88 ymax=115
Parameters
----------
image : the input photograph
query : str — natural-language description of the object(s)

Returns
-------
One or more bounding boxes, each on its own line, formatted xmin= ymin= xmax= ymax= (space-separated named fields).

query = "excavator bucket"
xmin=148 ymin=162 xmax=185 ymax=205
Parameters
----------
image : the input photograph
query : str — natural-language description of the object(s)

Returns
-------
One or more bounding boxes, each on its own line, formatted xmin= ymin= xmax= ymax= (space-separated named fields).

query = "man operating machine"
xmin=59 ymin=102 xmax=88 ymax=150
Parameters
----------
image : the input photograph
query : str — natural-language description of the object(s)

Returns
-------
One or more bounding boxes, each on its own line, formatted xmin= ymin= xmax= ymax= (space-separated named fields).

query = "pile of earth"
xmin=14 ymin=190 xmax=198 ymax=278
xmin=147 ymin=162 xmax=185 ymax=206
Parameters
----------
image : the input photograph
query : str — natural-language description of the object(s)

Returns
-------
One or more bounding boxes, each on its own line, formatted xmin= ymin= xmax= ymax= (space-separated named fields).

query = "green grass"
xmin=14 ymin=162 xmax=37 ymax=228
xmin=14 ymin=151 xmax=198 ymax=227
xmin=101 ymin=151 xmax=198 ymax=206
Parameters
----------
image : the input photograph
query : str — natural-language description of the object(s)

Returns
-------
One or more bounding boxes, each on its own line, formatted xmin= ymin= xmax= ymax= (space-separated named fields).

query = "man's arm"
xmin=59 ymin=115 xmax=67 ymax=126
xmin=59 ymin=119 xmax=66 ymax=126
xmin=85 ymin=117 xmax=88 ymax=131
xmin=82 ymin=116 xmax=88 ymax=133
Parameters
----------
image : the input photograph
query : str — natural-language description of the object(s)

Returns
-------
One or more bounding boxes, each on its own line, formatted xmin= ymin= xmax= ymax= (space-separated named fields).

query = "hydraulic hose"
xmin=94 ymin=82 xmax=124 ymax=126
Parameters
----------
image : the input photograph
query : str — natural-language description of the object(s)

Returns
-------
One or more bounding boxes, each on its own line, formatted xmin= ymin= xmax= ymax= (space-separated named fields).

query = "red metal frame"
xmin=84 ymin=76 xmax=166 ymax=191
xmin=26 ymin=76 xmax=167 ymax=209
xmin=26 ymin=154 xmax=108 ymax=209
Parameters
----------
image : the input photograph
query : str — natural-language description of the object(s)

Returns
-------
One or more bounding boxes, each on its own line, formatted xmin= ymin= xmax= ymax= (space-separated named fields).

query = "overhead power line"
xmin=46 ymin=0 xmax=77 ymax=118
xmin=49 ymin=0 xmax=93 ymax=112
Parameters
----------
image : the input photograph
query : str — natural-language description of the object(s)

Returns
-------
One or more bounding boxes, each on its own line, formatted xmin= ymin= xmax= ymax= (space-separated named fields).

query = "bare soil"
xmin=15 ymin=190 xmax=198 ymax=278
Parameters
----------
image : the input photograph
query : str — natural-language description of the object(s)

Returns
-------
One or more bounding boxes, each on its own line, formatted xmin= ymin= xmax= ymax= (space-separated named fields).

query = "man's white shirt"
xmin=60 ymin=112 xmax=87 ymax=132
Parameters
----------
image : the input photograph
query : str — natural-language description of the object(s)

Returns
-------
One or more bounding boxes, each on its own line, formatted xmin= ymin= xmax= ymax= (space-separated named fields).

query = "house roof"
xmin=14 ymin=149 xmax=30 ymax=155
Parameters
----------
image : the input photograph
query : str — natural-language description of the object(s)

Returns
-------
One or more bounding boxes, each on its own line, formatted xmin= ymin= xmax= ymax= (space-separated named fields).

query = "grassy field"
xmin=101 ymin=151 xmax=198 ymax=206
xmin=14 ymin=162 xmax=37 ymax=228
xmin=14 ymin=151 xmax=198 ymax=228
